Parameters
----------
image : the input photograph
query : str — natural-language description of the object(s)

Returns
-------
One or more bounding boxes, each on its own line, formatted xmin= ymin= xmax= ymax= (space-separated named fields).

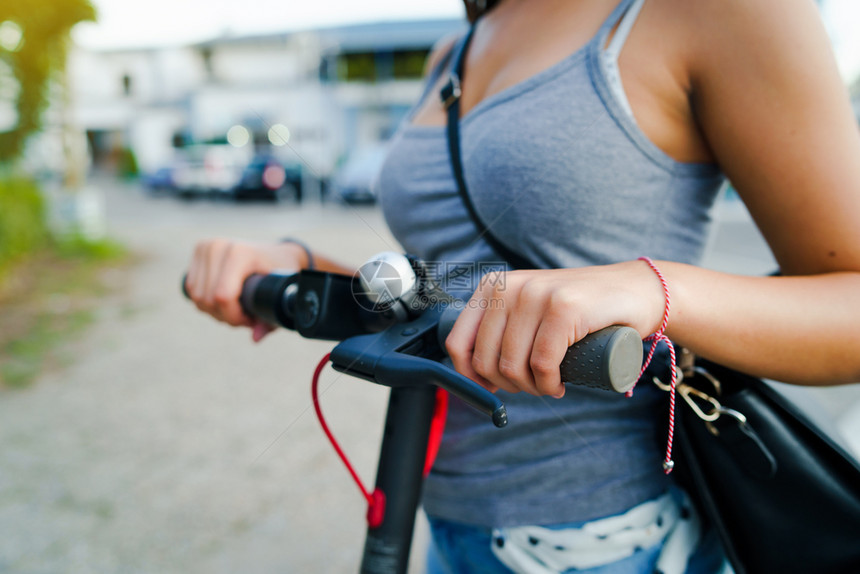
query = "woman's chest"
xmin=411 ymin=0 xmax=711 ymax=164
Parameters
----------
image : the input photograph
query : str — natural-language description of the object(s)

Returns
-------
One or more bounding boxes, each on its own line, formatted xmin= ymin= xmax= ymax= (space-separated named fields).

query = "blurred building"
xmin=67 ymin=18 xmax=463 ymax=179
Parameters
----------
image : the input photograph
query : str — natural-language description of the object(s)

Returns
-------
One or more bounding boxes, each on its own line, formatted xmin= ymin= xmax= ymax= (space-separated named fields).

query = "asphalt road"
xmin=0 ymin=180 xmax=857 ymax=573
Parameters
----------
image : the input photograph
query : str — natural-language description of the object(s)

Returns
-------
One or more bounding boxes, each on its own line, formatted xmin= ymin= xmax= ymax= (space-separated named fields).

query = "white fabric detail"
xmin=655 ymin=490 xmax=701 ymax=574
xmin=490 ymin=489 xmax=699 ymax=573
xmin=602 ymin=0 xmax=646 ymax=120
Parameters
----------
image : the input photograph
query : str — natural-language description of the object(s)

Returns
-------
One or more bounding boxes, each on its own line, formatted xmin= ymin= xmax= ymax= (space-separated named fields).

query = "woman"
xmin=185 ymin=0 xmax=860 ymax=571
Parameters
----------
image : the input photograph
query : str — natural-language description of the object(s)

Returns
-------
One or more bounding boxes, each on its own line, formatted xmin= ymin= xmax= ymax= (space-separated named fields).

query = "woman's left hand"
xmin=444 ymin=261 xmax=665 ymax=398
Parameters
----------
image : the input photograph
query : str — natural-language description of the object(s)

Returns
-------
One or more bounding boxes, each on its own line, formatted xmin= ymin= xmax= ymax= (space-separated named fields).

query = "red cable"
xmin=424 ymin=388 xmax=449 ymax=477
xmin=311 ymin=353 xmax=385 ymax=528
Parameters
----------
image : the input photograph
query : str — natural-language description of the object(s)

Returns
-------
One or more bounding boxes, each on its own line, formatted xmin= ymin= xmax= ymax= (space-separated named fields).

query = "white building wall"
xmin=62 ymin=21 xmax=460 ymax=180
xmin=128 ymin=109 xmax=187 ymax=173
xmin=69 ymin=48 xmax=205 ymax=107
xmin=208 ymin=44 xmax=302 ymax=86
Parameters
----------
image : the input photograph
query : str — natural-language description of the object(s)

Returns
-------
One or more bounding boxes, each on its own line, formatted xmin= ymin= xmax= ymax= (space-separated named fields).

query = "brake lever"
xmin=329 ymin=303 xmax=508 ymax=428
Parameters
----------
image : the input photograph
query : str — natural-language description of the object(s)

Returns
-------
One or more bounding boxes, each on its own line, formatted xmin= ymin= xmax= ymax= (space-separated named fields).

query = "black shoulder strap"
xmin=440 ymin=26 xmax=538 ymax=271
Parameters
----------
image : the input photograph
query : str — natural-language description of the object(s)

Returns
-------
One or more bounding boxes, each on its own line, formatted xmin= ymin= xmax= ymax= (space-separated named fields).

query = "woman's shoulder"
xmin=644 ymin=0 xmax=834 ymax=104
xmin=423 ymin=32 xmax=463 ymax=79
xmin=655 ymin=0 xmax=822 ymax=53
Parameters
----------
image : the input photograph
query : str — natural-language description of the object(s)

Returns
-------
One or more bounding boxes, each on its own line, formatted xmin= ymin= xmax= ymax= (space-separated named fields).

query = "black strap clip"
xmin=440 ymin=74 xmax=462 ymax=110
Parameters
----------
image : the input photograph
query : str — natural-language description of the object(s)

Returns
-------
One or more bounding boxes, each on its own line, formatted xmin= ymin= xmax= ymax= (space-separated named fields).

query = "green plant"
xmin=0 ymin=220 xmax=130 ymax=388
xmin=52 ymin=230 xmax=126 ymax=261
xmin=0 ymin=0 xmax=96 ymax=163
xmin=117 ymin=146 xmax=139 ymax=178
xmin=0 ymin=175 xmax=48 ymax=277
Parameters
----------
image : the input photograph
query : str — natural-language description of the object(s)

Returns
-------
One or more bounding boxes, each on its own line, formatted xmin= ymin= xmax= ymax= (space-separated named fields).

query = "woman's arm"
xmin=446 ymin=0 xmax=860 ymax=393
xmin=185 ymin=239 xmax=354 ymax=339
xmin=665 ymin=0 xmax=860 ymax=384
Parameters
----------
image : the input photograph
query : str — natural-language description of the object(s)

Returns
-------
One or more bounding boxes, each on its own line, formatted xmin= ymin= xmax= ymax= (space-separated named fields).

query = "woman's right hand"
xmin=184 ymin=239 xmax=311 ymax=341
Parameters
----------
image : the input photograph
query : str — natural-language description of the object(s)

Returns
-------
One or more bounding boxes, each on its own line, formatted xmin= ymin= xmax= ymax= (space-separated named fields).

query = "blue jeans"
xmin=425 ymin=515 xmax=727 ymax=574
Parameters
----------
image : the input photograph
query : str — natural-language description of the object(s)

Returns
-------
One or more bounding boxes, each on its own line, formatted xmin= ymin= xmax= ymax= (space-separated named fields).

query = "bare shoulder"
xmin=682 ymin=0 xmax=828 ymax=68
xmin=651 ymin=0 xmax=826 ymax=64
xmin=665 ymin=0 xmax=860 ymax=275
xmin=423 ymin=32 xmax=462 ymax=78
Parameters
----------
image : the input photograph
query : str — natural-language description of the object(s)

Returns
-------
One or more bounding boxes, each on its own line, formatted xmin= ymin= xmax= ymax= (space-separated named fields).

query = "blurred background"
xmin=0 ymin=1 xmax=858 ymax=573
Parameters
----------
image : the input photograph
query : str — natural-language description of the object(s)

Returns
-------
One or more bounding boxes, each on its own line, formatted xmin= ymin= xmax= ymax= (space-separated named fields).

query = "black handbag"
xmin=667 ymin=354 xmax=860 ymax=574
xmin=439 ymin=23 xmax=860 ymax=574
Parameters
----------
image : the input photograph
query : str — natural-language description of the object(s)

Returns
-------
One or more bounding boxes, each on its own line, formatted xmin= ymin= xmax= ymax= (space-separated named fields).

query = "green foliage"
xmin=52 ymin=231 xmax=126 ymax=262
xmin=0 ymin=236 xmax=128 ymax=388
xmin=0 ymin=0 xmax=96 ymax=162
xmin=117 ymin=146 xmax=139 ymax=178
xmin=0 ymin=175 xmax=129 ymax=389
xmin=0 ymin=173 xmax=125 ymax=284
xmin=0 ymin=174 xmax=48 ymax=276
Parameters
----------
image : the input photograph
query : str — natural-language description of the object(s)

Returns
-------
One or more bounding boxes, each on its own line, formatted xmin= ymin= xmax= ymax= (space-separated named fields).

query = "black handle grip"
xmin=240 ymin=272 xmax=298 ymax=329
xmin=181 ymin=272 xmax=297 ymax=329
xmin=559 ymin=325 xmax=643 ymax=393
xmin=437 ymin=306 xmax=643 ymax=393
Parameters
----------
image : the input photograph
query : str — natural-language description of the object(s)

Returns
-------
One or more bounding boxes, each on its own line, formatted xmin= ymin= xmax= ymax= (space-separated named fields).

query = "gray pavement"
xmin=0 ymin=180 xmax=858 ymax=573
xmin=0 ymin=181 xmax=424 ymax=574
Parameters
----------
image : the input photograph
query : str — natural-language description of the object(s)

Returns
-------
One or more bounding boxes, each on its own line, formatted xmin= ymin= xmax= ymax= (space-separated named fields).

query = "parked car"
xmin=233 ymin=154 xmax=303 ymax=202
xmin=172 ymin=144 xmax=250 ymax=198
xmin=332 ymin=146 xmax=389 ymax=204
xmin=141 ymin=166 xmax=175 ymax=194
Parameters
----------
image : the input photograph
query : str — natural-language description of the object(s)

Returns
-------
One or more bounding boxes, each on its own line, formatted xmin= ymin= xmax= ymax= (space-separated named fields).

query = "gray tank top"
xmin=376 ymin=0 xmax=725 ymax=527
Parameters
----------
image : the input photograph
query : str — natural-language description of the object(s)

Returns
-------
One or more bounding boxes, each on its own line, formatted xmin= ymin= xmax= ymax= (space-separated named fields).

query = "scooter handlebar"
xmin=184 ymin=270 xmax=645 ymax=394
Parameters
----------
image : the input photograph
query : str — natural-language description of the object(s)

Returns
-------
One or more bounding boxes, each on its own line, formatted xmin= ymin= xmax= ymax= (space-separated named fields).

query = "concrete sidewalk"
xmin=0 ymin=182 xmax=419 ymax=573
